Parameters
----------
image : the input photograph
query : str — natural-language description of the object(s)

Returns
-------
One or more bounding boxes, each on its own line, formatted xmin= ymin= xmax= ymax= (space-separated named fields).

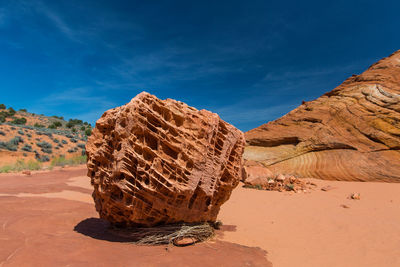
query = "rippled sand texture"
xmin=245 ymin=50 xmax=400 ymax=181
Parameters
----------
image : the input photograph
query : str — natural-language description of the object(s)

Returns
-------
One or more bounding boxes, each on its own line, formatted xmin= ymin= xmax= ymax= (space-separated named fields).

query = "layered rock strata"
xmin=86 ymin=92 xmax=245 ymax=227
xmin=245 ymin=50 xmax=400 ymax=182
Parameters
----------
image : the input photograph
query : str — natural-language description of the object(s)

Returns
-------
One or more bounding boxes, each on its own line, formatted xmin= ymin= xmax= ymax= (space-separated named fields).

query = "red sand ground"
xmin=1 ymin=166 xmax=400 ymax=266
xmin=0 ymin=166 xmax=270 ymax=267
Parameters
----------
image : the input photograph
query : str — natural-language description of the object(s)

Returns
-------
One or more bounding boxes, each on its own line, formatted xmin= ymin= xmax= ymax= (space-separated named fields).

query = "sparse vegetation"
xmin=50 ymin=155 xmax=87 ymax=167
xmin=0 ymin=105 xmax=91 ymax=168
xmin=85 ymin=128 xmax=92 ymax=136
xmin=0 ymin=159 xmax=42 ymax=173
xmin=11 ymin=117 xmax=27 ymax=125
xmin=48 ymin=121 xmax=62 ymax=129
xmin=8 ymin=107 xmax=16 ymax=116
xmin=10 ymin=136 xmax=24 ymax=145
xmin=77 ymin=143 xmax=85 ymax=149
xmin=21 ymin=144 xmax=33 ymax=152
xmin=34 ymin=123 xmax=45 ymax=128
xmin=35 ymin=153 xmax=50 ymax=162
xmin=51 ymin=115 xmax=64 ymax=120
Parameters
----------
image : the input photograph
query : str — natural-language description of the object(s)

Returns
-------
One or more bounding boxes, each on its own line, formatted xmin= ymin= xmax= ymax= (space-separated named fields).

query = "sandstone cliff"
xmin=245 ymin=50 xmax=400 ymax=182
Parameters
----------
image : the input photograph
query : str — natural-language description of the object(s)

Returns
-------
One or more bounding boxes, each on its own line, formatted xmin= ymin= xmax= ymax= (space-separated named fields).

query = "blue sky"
xmin=1 ymin=0 xmax=399 ymax=131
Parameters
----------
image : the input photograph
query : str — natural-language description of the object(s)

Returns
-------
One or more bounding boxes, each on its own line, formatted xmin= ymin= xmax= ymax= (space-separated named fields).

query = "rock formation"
xmin=86 ymin=92 xmax=245 ymax=227
xmin=245 ymin=50 xmax=400 ymax=182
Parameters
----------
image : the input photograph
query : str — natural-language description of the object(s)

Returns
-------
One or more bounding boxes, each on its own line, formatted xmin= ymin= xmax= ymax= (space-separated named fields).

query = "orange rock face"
xmin=86 ymin=92 xmax=245 ymax=227
xmin=245 ymin=50 xmax=400 ymax=182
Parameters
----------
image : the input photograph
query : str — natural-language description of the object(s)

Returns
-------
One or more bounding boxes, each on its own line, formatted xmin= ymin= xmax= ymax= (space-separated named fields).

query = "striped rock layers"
xmin=245 ymin=50 xmax=400 ymax=182
xmin=86 ymin=92 xmax=245 ymax=227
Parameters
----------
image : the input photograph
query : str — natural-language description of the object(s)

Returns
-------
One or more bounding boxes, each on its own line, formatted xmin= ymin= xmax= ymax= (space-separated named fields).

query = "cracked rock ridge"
xmin=86 ymin=92 xmax=245 ymax=227
xmin=245 ymin=50 xmax=400 ymax=182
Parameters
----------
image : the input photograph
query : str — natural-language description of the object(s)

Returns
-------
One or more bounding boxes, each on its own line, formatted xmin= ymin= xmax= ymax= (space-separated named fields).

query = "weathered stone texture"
xmin=245 ymin=50 xmax=400 ymax=182
xmin=86 ymin=92 xmax=245 ymax=227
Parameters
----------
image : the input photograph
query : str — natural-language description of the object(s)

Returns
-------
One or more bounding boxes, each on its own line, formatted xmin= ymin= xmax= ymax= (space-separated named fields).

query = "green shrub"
xmin=36 ymin=141 xmax=52 ymax=149
xmin=18 ymin=130 xmax=24 ymax=135
xmin=61 ymin=140 xmax=68 ymax=144
xmin=72 ymin=128 xmax=77 ymax=133
xmin=51 ymin=116 xmax=64 ymax=120
xmin=80 ymin=126 xmax=85 ymax=131
xmin=53 ymin=138 xmax=59 ymax=143
xmin=35 ymin=153 xmax=50 ymax=162
xmin=0 ymin=115 xmax=5 ymax=123
xmin=48 ymin=121 xmax=62 ymax=129
xmin=77 ymin=143 xmax=85 ymax=149
xmin=11 ymin=117 xmax=27 ymax=125
xmin=34 ymin=123 xmax=45 ymax=128
xmin=8 ymin=107 xmax=16 ymax=116
xmin=0 ymin=136 xmax=23 ymax=151
xmin=0 ymin=141 xmax=17 ymax=151
xmin=10 ymin=136 xmax=24 ymax=145
xmin=0 ymin=104 xmax=5 ymax=109
xmin=21 ymin=144 xmax=32 ymax=152
xmin=26 ymin=133 xmax=32 ymax=137
xmin=70 ymin=138 xmax=77 ymax=143
xmin=41 ymin=147 xmax=52 ymax=154
xmin=85 ymin=128 xmax=92 ymax=136
xmin=0 ymin=130 xmax=5 ymax=136
xmin=19 ymin=108 xmax=27 ymax=112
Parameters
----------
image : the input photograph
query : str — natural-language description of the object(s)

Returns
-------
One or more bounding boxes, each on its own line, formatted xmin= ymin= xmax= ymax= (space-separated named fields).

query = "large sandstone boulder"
xmin=245 ymin=50 xmax=400 ymax=182
xmin=86 ymin=92 xmax=245 ymax=227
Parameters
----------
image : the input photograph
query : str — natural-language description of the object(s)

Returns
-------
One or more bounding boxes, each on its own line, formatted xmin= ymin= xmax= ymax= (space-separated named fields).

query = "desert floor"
xmin=1 ymin=166 xmax=399 ymax=267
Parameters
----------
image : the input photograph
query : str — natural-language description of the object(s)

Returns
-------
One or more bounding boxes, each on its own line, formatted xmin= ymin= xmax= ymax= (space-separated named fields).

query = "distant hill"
xmin=0 ymin=104 xmax=92 ymax=171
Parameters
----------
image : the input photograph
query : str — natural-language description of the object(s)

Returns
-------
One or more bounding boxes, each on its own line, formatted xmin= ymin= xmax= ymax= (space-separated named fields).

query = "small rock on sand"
xmin=350 ymin=193 xmax=361 ymax=200
xmin=321 ymin=185 xmax=335 ymax=192
xmin=173 ymin=237 xmax=197 ymax=247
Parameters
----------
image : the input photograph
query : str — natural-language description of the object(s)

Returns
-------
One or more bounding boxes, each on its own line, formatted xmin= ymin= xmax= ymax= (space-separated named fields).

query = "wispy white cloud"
xmin=40 ymin=87 xmax=115 ymax=107
xmin=36 ymin=3 xmax=77 ymax=41
xmin=261 ymin=63 xmax=360 ymax=83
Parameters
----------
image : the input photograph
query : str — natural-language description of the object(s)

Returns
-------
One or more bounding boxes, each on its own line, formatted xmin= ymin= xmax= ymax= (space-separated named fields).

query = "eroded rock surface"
xmin=245 ymin=50 xmax=400 ymax=182
xmin=86 ymin=92 xmax=245 ymax=227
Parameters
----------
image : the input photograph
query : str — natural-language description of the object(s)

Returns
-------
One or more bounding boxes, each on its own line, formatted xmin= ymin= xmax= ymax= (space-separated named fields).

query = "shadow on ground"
xmin=74 ymin=217 xmax=134 ymax=242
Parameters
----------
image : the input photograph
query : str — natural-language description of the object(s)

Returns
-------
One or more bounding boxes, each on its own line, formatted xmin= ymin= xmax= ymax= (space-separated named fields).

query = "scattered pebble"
xmin=340 ymin=204 xmax=350 ymax=209
xmin=244 ymin=174 xmax=315 ymax=192
xmin=321 ymin=185 xmax=335 ymax=191
xmin=173 ymin=237 xmax=197 ymax=247
xmin=22 ymin=170 xmax=31 ymax=176
xmin=350 ymin=193 xmax=361 ymax=200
